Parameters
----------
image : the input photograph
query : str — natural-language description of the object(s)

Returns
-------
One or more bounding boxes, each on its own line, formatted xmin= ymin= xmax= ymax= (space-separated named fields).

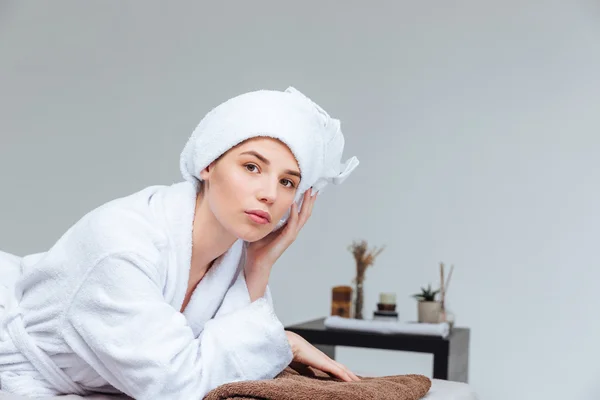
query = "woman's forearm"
xmin=244 ymin=262 xmax=272 ymax=302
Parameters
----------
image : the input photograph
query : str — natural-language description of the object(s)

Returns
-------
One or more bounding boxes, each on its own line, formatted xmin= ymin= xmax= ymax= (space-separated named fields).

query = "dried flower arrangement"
xmin=348 ymin=240 xmax=385 ymax=319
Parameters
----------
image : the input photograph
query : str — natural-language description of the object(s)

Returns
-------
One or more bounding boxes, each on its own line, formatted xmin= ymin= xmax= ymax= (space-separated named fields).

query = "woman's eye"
xmin=281 ymin=179 xmax=295 ymax=188
xmin=245 ymin=164 xmax=258 ymax=172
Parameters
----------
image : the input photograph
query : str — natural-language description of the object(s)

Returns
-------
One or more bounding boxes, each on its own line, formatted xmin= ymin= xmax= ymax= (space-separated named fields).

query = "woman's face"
xmin=200 ymin=137 xmax=301 ymax=242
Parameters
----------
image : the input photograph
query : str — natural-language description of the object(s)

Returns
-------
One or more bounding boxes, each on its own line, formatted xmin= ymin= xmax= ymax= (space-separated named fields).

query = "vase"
xmin=354 ymin=281 xmax=364 ymax=319
xmin=417 ymin=301 xmax=441 ymax=323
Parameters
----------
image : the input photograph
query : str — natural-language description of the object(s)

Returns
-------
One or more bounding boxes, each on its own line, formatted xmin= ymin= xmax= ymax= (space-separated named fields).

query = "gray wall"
xmin=2 ymin=1 xmax=600 ymax=399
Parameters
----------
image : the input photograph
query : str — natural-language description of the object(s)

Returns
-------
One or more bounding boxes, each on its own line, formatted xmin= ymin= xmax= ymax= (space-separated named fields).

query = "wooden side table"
xmin=284 ymin=318 xmax=470 ymax=383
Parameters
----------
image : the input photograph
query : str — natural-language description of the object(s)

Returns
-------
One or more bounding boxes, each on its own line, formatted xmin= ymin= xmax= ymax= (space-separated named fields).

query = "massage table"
xmin=426 ymin=379 xmax=478 ymax=399
xmin=1 ymin=379 xmax=479 ymax=399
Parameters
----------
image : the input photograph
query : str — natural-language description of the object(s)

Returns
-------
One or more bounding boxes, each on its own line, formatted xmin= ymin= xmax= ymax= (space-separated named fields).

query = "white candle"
xmin=379 ymin=292 xmax=396 ymax=305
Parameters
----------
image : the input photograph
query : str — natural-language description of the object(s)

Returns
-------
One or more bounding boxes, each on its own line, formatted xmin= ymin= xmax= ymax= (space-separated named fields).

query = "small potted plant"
xmin=412 ymin=284 xmax=441 ymax=323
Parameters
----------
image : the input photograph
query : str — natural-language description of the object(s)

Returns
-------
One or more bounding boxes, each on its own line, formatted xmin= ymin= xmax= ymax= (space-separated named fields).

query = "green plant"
xmin=412 ymin=284 xmax=440 ymax=302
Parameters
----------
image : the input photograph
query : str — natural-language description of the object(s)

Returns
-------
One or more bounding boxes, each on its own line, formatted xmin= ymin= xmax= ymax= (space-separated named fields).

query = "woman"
xmin=0 ymin=87 xmax=360 ymax=399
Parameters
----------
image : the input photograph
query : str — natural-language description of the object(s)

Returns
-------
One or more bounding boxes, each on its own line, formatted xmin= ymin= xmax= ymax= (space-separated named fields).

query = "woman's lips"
xmin=245 ymin=211 xmax=271 ymax=225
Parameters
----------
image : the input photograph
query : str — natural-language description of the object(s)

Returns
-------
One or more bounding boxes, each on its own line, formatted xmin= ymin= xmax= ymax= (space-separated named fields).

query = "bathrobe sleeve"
xmin=60 ymin=252 xmax=293 ymax=400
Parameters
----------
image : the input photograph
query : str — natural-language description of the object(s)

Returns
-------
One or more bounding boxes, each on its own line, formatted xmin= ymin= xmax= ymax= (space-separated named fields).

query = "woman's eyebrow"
xmin=240 ymin=150 xmax=302 ymax=179
xmin=241 ymin=150 xmax=270 ymax=165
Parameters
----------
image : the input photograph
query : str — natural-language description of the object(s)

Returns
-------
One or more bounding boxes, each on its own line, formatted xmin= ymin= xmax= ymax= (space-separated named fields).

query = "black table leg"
xmin=432 ymin=347 xmax=449 ymax=380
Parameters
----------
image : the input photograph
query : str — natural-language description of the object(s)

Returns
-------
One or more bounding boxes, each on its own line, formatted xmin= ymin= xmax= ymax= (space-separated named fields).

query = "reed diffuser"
xmin=438 ymin=262 xmax=455 ymax=327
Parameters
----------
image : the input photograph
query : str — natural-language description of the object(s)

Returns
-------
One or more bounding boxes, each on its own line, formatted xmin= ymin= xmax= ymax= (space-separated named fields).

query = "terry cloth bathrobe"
xmin=0 ymin=182 xmax=292 ymax=398
xmin=0 ymin=86 xmax=359 ymax=399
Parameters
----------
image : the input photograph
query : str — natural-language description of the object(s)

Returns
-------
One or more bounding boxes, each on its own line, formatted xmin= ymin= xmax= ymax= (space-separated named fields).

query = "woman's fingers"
xmin=311 ymin=346 xmax=358 ymax=381
xmin=297 ymin=188 xmax=317 ymax=230
xmin=320 ymin=359 xmax=353 ymax=382
xmin=285 ymin=201 xmax=300 ymax=232
xmin=349 ymin=370 xmax=361 ymax=381
xmin=335 ymin=365 xmax=355 ymax=382
xmin=316 ymin=353 xmax=358 ymax=382
xmin=334 ymin=360 xmax=360 ymax=381
xmin=321 ymin=356 xmax=359 ymax=382
xmin=288 ymin=332 xmax=360 ymax=383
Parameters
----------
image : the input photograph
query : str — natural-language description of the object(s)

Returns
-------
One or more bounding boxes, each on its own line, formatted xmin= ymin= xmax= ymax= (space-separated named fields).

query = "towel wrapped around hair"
xmin=180 ymin=86 xmax=360 ymax=229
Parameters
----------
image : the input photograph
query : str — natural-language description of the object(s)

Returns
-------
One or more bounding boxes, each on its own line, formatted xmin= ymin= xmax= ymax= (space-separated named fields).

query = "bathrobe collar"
xmin=155 ymin=181 xmax=246 ymax=335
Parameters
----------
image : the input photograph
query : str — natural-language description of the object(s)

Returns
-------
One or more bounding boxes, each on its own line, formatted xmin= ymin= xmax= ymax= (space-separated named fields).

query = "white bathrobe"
xmin=0 ymin=181 xmax=293 ymax=399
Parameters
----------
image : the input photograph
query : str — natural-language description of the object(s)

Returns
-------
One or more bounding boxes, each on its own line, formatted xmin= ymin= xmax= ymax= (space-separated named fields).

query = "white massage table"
xmin=1 ymin=380 xmax=479 ymax=399
xmin=425 ymin=379 xmax=478 ymax=400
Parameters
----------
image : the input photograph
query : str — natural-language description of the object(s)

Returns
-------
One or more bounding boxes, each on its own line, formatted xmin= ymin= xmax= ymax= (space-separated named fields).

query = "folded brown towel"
xmin=203 ymin=364 xmax=432 ymax=400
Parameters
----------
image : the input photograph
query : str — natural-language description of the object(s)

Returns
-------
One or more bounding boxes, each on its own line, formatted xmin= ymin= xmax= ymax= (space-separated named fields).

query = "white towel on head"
xmin=179 ymin=86 xmax=359 ymax=228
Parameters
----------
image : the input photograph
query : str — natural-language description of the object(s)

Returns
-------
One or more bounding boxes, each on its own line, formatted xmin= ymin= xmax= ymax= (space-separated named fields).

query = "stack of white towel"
xmin=324 ymin=316 xmax=450 ymax=338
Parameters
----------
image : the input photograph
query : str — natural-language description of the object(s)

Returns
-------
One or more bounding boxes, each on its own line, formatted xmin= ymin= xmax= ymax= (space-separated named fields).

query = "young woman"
xmin=0 ymin=87 xmax=360 ymax=398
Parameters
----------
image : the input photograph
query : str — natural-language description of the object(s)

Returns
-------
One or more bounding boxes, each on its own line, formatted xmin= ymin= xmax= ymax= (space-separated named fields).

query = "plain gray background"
xmin=1 ymin=1 xmax=600 ymax=399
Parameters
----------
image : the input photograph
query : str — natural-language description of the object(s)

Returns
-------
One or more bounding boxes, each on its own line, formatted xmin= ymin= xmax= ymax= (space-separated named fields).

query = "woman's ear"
xmin=199 ymin=161 xmax=215 ymax=181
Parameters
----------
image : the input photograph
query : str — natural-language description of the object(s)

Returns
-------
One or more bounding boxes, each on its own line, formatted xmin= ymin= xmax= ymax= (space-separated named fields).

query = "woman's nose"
xmin=257 ymin=179 xmax=278 ymax=204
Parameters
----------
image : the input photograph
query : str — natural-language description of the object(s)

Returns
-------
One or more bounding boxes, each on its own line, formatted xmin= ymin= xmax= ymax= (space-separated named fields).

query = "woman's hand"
xmin=244 ymin=189 xmax=317 ymax=301
xmin=286 ymin=331 xmax=360 ymax=382
xmin=246 ymin=188 xmax=317 ymax=270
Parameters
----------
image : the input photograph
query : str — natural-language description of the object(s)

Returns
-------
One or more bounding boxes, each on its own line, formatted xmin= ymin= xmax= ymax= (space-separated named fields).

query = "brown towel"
xmin=203 ymin=364 xmax=431 ymax=400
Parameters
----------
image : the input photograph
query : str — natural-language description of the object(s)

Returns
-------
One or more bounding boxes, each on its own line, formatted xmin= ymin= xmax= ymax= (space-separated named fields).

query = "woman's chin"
xmin=234 ymin=223 xmax=272 ymax=242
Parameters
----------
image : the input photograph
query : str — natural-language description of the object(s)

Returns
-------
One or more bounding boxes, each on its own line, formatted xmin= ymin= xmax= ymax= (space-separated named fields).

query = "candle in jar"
xmin=379 ymin=292 xmax=396 ymax=305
